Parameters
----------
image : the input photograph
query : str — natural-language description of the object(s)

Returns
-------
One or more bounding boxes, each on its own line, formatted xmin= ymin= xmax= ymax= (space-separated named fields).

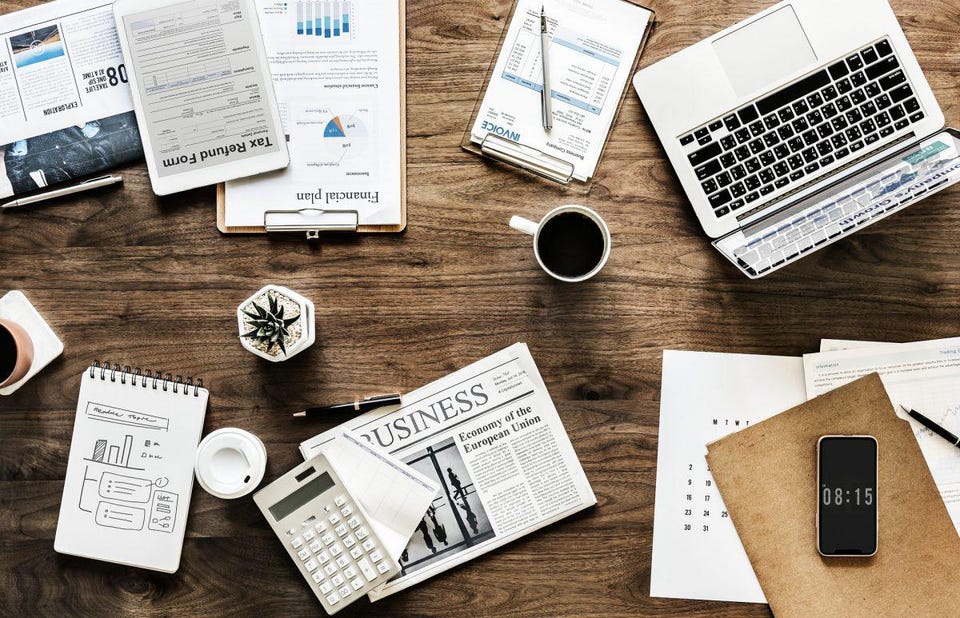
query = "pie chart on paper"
xmin=322 ymin=114 xmax=369 ymax=162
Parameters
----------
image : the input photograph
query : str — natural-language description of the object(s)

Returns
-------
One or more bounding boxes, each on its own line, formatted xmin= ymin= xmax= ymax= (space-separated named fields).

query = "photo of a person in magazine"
xmin=395 ymin=438 xmax=496 ymax=577
xmin=0 ymin=111 xmax=142 ymax=198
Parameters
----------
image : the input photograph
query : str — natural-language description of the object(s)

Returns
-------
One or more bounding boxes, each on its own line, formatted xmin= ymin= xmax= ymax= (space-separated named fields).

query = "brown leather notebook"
xmin=706 ymin=373 xmax=960 ymax=617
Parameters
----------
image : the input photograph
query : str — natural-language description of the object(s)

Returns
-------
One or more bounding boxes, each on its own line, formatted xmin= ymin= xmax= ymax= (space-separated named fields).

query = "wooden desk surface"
xmin=1 ymin=0 xmax=958 ymax=615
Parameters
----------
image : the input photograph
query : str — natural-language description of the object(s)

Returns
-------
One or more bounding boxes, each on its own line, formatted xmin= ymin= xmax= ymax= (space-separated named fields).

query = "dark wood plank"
xmin=1 ymin=0 xmax=958 ymax=615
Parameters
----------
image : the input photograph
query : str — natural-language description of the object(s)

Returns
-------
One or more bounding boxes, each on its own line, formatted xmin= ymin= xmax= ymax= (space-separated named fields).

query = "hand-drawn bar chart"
xmin=86 ymin=434 xmax=143 ymax=470
xmin=296 ymin=0 xmax=353 ymax=38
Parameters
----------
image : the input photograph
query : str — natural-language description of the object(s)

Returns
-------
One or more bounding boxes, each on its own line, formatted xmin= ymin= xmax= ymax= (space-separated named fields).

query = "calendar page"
xmin=650 ymin=350 xmax=806 ymax=603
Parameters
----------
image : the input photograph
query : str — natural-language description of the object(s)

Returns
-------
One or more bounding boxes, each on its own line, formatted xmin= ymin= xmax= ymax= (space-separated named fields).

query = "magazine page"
xmin=0 ymin=0 xmax=141 ymax=198
xmin=300 ymin=343 xmax=596 ymax=599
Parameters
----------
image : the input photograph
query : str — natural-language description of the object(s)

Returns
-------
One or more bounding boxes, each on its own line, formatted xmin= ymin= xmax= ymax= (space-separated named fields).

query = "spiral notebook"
xmin=54 ymin=362 xmax=209 ymax=573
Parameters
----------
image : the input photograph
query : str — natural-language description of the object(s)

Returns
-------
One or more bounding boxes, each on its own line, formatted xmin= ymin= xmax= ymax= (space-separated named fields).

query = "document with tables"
xmin=219 ymin=0 xmax=406 ymax=233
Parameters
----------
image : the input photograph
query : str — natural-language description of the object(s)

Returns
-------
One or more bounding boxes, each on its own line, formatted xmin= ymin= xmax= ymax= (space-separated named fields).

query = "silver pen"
xmin=540 ymin=5 xmax=553 ymax=131
xmin=1 ymin=174 xmax=123 ymax=210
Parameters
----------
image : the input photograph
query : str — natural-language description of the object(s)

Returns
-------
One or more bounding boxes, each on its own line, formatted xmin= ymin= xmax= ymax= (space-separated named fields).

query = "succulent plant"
xmin=241 ymin=292 xmax=300 ymax=356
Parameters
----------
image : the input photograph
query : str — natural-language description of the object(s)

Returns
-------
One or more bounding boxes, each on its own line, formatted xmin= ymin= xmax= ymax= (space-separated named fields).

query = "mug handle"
xmin=509 ymin=216 xmax=539 ymax=236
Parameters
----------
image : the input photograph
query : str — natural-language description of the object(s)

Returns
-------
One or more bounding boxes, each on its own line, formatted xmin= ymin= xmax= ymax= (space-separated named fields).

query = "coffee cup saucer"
xmin=0 ymin=291 xmax=63 ymax=396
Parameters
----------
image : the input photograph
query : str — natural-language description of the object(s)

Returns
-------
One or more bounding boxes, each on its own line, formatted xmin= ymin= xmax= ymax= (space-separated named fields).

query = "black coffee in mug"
xmin=536 ymin=211 xmax=606 ymax=279
xmin=0 ymin=325 xmax=17 ymax=383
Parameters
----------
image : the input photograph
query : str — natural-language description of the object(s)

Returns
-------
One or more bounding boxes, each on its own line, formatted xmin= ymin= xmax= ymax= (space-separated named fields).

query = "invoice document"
xmin=470 ymin=0 xmax=651 ymax=182
xmin=804 ymin=337 xmax=960 ymax=537
xmin=651 ymin=350 xmax=807 ymax=604
xmin=223 ymin=0 xmax=403 ymax=227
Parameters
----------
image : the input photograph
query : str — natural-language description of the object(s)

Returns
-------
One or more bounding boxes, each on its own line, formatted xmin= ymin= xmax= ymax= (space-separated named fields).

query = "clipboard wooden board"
xmin=216 ymin=0 xmax=407 ymax=235
xmin=706 ymin=373 xmax=960 ymax=617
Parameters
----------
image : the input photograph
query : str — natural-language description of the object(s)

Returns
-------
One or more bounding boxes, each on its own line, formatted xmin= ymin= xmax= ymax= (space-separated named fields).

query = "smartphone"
xmin=817 ymin=435 xmax=878 ymax=557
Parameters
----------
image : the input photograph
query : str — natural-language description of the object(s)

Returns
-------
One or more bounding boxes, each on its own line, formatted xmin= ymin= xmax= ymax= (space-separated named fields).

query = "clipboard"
xmin=217 ymin=0 xmax=407 ymax=236
xmin=706 ymin=374 xmax=960 ymax=617
xmin=461 ymin=0 xmax=654 ymax=193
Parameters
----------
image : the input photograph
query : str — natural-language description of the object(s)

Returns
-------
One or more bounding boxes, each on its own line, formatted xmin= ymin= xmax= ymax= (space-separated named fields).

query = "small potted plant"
xmin=237 ymin=285 xmax=315 ymax=362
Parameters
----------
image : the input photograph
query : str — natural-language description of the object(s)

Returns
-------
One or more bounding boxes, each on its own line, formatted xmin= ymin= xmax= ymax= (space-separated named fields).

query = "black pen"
xmin=901 ymin=405 xmax=960 ymax=448
xmin=294 ymin=393 xmax=402 ymax=418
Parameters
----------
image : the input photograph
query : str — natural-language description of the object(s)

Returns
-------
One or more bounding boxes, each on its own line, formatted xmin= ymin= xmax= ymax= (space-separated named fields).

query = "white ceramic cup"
xmin=195 ymin=428 xmax=267 ymax=500
xmin=509 ymin=205 xmax=611 ymax=282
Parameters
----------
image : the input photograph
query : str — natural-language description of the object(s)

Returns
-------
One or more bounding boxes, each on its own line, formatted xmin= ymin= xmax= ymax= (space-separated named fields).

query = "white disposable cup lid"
xmin=195 ymin=428 xmax=267 ymax=499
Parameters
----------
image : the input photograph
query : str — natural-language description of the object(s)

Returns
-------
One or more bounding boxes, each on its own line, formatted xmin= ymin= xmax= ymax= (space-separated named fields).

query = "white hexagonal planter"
xmin=237 ymin=285 xmax=315 ymax=362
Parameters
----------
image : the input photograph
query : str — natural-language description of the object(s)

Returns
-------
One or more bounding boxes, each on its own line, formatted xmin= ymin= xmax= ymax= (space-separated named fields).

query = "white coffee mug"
xmin=509 ymin=205 xmax=611 ymax=282
xmin=195 ymin=428 xmax=267 ymax=499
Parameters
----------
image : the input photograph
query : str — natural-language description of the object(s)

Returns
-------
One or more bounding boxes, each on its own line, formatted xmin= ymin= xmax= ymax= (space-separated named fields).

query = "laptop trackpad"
xmin=713 ymin=5 xmax=816 ymax=97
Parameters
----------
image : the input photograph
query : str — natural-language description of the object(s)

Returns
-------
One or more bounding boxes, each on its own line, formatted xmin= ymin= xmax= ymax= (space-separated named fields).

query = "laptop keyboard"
xmin=679 ymin=38 xmax=926 ymax=219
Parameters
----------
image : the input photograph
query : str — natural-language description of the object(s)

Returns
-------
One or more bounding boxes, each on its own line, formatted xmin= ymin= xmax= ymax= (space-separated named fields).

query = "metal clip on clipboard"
xmin=479 ymin=134 xmax=575 ymax=184
xmin=264 ymin=208 xmax=360 ymax=239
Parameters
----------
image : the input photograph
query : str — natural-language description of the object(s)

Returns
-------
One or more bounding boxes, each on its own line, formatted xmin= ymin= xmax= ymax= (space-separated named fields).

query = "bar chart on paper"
xmin=295 ymin=0 xmax=354 ymax=38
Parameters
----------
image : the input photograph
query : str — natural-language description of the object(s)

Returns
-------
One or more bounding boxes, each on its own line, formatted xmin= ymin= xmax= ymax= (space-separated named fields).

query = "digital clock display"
xmin=818 ymin=436 xmax=877 ymax=556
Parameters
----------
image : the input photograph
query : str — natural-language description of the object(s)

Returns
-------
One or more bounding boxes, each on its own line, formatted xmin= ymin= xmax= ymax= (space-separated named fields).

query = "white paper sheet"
xmin=819 ymin=339 xmax=898 ymax=352
xmin=470 ymin=0 xmax=651 ymax=181
xmin=651 ymin=350 xmax=807 ymax=604
xmin=318 ymin=432 xmax=439 ymax=562
xmin=804 ymin=337 xmax=960 ymax=537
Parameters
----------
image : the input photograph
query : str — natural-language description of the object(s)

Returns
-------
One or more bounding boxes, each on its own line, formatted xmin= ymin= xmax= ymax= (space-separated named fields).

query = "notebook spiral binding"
xmin=88 ymin=361 xmax=203 ymax=396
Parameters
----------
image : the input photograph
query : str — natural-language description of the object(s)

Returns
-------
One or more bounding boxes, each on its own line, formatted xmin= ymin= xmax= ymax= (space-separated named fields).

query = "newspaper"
xmin=300 ymin=343 xmax=596 ymax=600
xmin=0 ymin=0 xmax=141 ymax=198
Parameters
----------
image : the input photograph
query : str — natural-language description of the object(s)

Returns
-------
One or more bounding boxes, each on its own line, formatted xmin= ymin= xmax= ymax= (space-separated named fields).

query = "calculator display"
xmin=269 ymin=472 xmax=336 ymax=521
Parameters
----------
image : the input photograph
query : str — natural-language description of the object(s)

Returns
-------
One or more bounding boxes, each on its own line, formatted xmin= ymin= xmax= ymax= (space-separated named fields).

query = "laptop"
xmin=633 ymin=0 xmax=960 ymax=278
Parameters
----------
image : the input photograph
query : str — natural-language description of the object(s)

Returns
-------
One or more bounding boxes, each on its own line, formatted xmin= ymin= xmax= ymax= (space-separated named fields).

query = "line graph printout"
xmin=651 ymin=350 xmax=807 ymax=604
xmin=804 ymin=337 xmax=960 ymax=537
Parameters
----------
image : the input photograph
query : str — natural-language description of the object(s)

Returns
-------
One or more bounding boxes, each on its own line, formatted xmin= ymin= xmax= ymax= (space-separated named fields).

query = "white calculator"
xmin=253 ymin=454 xmax=400 ymax=614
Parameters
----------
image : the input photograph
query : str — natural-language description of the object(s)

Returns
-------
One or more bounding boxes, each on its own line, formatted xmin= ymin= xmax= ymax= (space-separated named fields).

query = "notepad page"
xmin=54 ymin=371 xmax=208 ymax=573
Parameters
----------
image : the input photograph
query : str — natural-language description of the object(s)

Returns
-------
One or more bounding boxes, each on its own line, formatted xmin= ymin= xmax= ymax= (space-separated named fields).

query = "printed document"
xmin=470 ymin=0 xmax=651 ymax=181
xmin=0 ymin=0 xmax=142 ymax=198
xmin=301 ymin=343 xmax=596 ymax=600
xmin=223 ymin=0 xmax=403 ymax=227
xmin=119 ymin=1 xmax=283 ymax=177
xmin=804 ymin=337 xmax=960 ymax=537
xmin=651 ymin=350 xmax=807 ymax=604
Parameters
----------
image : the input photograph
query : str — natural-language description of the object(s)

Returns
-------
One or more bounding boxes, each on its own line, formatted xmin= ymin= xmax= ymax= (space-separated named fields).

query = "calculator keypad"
xmin=281 ymin=493 xmax=395 ymax=614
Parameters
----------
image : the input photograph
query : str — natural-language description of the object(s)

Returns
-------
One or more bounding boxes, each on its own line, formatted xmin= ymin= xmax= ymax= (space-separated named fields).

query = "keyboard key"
xmin=760 ymin=184 xmax=775 ymax=196
xmin=321 ymin=533 xmax=335 ymax=545
xmin=836 ymin=97 xmax=852 ymax=112
xmin=788 ymin=154 xmax=803 ymax=170
xmin=734 ymin=146 xmax=750 ymax=162
xmin=822 ymin=102 xmax=837 ymax=118
xmin=298 ymin=548 xmax=310 ymax=561
xmin=361 ymin=538 xmax=374 ymax=551
xmin=774 ymin=144 xmax=790 ymax=159
xmin=821 ymin=85 xmax=838 ymax=101
xmin=880 ymin=126 xmax=894 ymax=137
xmin=817 ymin=124 xmax=834 ymax=139
xmin=831 ymin=117 xmax=848 ymax=131
xmin=788 ymin=137 xmax=804 ymax=152
xmin=909 ymin=111 xmax=925 ymax=123
xmin=850 ymin=140 xmax=865 ymax=152
xmin=332 ymin=574 xmax=345 ymax=587
xmin=860 ymin=119 xmax=876 ymax=135
xmin=890 ymin=84 xmax=913 ymax=104
xmin=303 ymin=530 xmax=315 ymax=542
xmin=330 ymin=543 xmax=343 ymax=557
xmin=721 ymin=135 xmax=737 ymax=150
xmin=749 ymin=139 xmax=764 ymax=155
xmin=846 ymin=109 xmax=863 ymax=124
xmin=320 ymin=580 xmax=334 ymax=594
xmin=735 ymin=128 xmax=751 ymax=143
xmin=865 ymin=133 xmax=879 ymax=145
xmin=837 ymin=78 xmax=852 ymax=94
xmin=763 ymin=133 xmax=780 ymax=148
xmin=720 ymin=153 xmax=736 ymax=168
xmin=351 ymin=577 xmax=365 ymax=591
xmin=789 ymin=170 xmax=805 ymax=182
xmin=831 ymin=134 xmax=848 ymax=148
xmin=328 ymin=513 xmax=341 ymax=525
xmin=377 ymin=562 xmax=391 ymax=574
xmin=875 ymin=94 xmax=891 ymax=110
xmin=731 ymin=164 xmax=746 ymax=180
xmin=864 ymin=82 xmax=881 ymax=98
xmin=816 ymin=141 xmax=833 ymax=156
xmin=850 ymin=71 xmax=866 ymax=88
xmin=806 ymin=92 xmax=823 ymax=108
xmin=860 ymin=100 xmax=877 ymax=117
xmin=867 ymin=55 xmax=900 ymax=82
xmin=715 ymin=205 xmax=730 ymax=217
xmin=709 ymin=189 xmax=732 ymax=209
xmin=723 ymin=114 xmax=741 ymax=131
xmin=850 ymin=89 xmax=866 ymax=105
xmin=343 ymin=566 xmax=357 ymax=579
xmin=717 ymin=171 xmax=732 ymax=187
xmin=738 ymin=105 xmax=759 ymax=123
xmin=779 ymin=107 xmax=795 ymax=122
xmin=792 ymin=117 xmax=809 ymax=133
xmin=759 ymin=169 xmax=775 ymax=184
xmin=807 ymin=109 xmax=823 ymax=126
xmin=828 ymin=61 xmax=849 ymax=80
xmin=291 ymin=537 xmax=303 ymax=549
xmin=334 ymin=496 xmax=347 ymax=507
xmin=312 ymin=571 xmax=325 ymax=584
xmin=340 ymin=506 xmax=353 ymax=517
xmin=889 ymin=104 xmax=906 ymax=120
xmin=835 ymin=147 xmax=850 ymax=159
xmin=763 ymin=114 xmax=780 ymax=130
xmin=701 ymin=178 xmax=718 ymax=195
xmin=730 ymin=182 xmax=746 ymax=197
xmin=802 ymin=147 xmax=817 ymax=163
xmin=861 ymin=47 xmax=878 ymax=65
xmin=744 ymin=191 xmax=760 ymax=203
xmin=793 ymin=100 xmax=809 ymax=116
xmin=904 ymin=98 xmax=920 ymax=114
xmin=745 ymin=158 xmax=761 ymax=173
xmin=729 ymin=199 xmax=744 ymax=211
xmin=845 ymin=126 xmax=862 ymax=141
xmin=305 ymin=559 xmax=319 ymax=572
xmin=695 ymin=159 xmax=720 ymax=181
xmin=775 ymin=177 xmax=790 ymax=189
xmin=309 ymin=540 xmax=322 ymax=553
xmin=687 ymin=141 xmax=721 ymax=167
xmin=774 ymin=161 xmax=789 ymax=177
xmin=350 ymin=546 xmax=363 ymax=559
xmin=875 ymin=39 xmax=893 ymax=57
xmin=760 ymin=151 xmax=776 ymax=166
xmin=338 ymin=585 xmax=352 ymax=598
xmin=679 ymin=134 xmax=694 ymax=146
xmin=749 ymin=120 xmax=765 ymax=136
xmin=778 ymin=125 xmax=795 ymax=140
xmin=709 ymin=120 xmax=723 ymax=131
xmin=324 ymin=563 xmax=338 ymax=576
xmin=804 ymin=162 xmax=820 ymax=174
xmin=358 ymin=557 xmax=378 ymax=581
xmin=819 ymin=155 xmax=834 ymax=167
xmin=745 ymin=175 xmax=760 ymax=190
xmin=336 ymin=556 xmax=350 ymax=569
xmin=326 ymin=592 xmax=339 ymax=605
xmin=802 ymin=130 xmax=818 ymax=146
xmin=318 ymin=551 xmax=330 ymax=564
xmin=343 ymin=535 xmax=356 ymax=548
xmin=757 ymin=70 xmax=829 ymax=115
xmin=875 ymin=111 xmax=891 ymax=127
xmin=335 ymin=524 xmax=348 ymax=537
xmin=846 ymin=54 xmax=863 ymax=70
xmin=697 ymin=134 xmax=712 ymax=145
